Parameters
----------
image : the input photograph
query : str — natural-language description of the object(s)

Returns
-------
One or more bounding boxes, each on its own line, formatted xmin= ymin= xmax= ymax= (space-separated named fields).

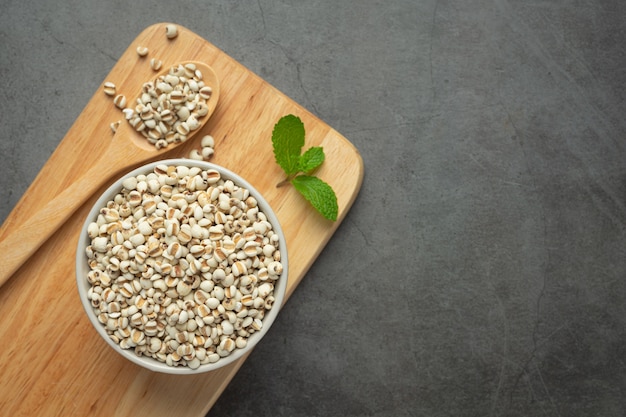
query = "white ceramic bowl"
xmin=76 ymin=159 xmax=288 ymax=374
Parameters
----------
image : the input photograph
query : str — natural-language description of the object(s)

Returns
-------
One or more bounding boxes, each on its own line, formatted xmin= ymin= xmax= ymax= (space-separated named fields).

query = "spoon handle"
xmin=0 ymin=163 xmax=115 ymax=287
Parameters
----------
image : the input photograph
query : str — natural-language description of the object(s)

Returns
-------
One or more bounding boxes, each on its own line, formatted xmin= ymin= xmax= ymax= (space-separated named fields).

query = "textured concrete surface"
xmin=2 ymin=0 xmax=626 ymax=416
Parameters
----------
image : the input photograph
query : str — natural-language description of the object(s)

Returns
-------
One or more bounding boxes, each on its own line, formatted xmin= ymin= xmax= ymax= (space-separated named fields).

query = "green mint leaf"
xmin=291 ymin=175 xmax=338 ymax=221
xmin=272 ymin=114 xmax=339 ymax=221
xmin=272 ymin=114 xmax=305 ymax=175
xmin=298 ymin=146 xmax=325 ymax=173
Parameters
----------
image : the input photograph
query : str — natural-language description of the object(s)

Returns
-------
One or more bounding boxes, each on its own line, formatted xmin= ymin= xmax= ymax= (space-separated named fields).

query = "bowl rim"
xmin=75 ymin=158 xmax=288 ymax=374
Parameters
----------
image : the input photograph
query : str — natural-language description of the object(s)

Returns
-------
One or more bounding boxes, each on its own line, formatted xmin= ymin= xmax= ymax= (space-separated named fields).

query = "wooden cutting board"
xmin=0 ymin=23 xmax=363 ymax=416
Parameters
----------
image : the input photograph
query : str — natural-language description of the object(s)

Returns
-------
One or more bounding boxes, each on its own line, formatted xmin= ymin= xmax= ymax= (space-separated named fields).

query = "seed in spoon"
xmin=118 ymin=64 xmax=214 ymax=149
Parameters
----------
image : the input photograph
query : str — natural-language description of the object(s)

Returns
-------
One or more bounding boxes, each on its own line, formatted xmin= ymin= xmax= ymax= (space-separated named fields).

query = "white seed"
xmin=199 ymin=86 xmax=212 ymax=100
xmin=122 ymin=178 xmax=138 ymax=193
xmin=103 ymin=82 xmax=116 ymax=96
xmin=267 ymin=261 xmax=283 ymax=276
xmin=155 ymin=139 xmax=168 ymax=150
xmin=201 ymin=147 xmax=214 ymax=160
xmin=137 ymin=221 xmax=152 ymax=235
xmin=200 ymin=280 xmax=214 ymax=293
xmin=219 ymin=338 xmax=235 ymax=353
xmin=186 ymin=115 xmax=200 ymax=131
xmin=232 ymin=261 xmax=247 ymax=277
xmin=178 ymin=310 xmax=189 ymax=324
xmin=194 ymin=290 xmax=210 ymax=305
xmin=113 ymin=94 xmax=127 ymax=109
xmin=200 ymin=135 xmax=214 ymax=148
xmin=147 ymin=179 xmax=160 ymax=194
xmin=187 ymin=357 xmax=200 ymax=369
xmin=251 ymin=318 xmax=263 ymax=331
xmin=187 ymin=79 xmax=199 ymax=92
xmin=221 ymin=320 xmax=234 ymax=335
xmin=122 ymin=108 xmax=135 ymax=120
xmin=206 ymin=297 xmax=220 ymax=309
xmin=129 ymin=233 xmax=146 ymax=247
xmin=188 ymin=149 xmax=203 ymax=160
xmin=196 ymin=103 xmax=208 ymax=117
xmin=184 ymin=63 xmax=196 ymax=75
xmin=176 ymin=280 xmax=192 ymax=297
xmin=176 ymin=106 xmax=190 ymax=121
xmin=205 ymin=170 xmax=221 ymax=184
xmin=110 ymin=120 xmax=121 ymax=133
xmin=136 ymin=46 xmax=149 ymax=56
xmin=258 ymin=282 xmax=273 ymax=298
xmin=92 ymin=237 xmax=108 ymax=253
xmin=87 ymin=222 xmax=100 ymax=239
xmin=176 ymin=122 xmax=190 ymax=135
xmin=150 ymin=58 xmax=163 ymax=71
xmin=262 ymin=244 xmax=276 ymax=258
xmin=165 ymin=74 xmax=180 ymax=86
xmin=208 ymin=225 xmax=224 ymax=240
xmin=165 ymin=24 xmax=178 ymax=39
xmin=144 ymin=119 xmax=157 ymax=129
xmin=235 ymin=336 xmax=247 ymax=349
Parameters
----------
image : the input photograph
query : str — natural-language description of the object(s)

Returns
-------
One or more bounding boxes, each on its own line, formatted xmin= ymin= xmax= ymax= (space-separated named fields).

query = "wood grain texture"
xmin=0 ymin=23 xmax=363 ymax=416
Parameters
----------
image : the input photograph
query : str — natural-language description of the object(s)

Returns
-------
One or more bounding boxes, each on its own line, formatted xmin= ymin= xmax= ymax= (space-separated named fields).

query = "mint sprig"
xmin=272 ymin=115 xmax=338 ymax=221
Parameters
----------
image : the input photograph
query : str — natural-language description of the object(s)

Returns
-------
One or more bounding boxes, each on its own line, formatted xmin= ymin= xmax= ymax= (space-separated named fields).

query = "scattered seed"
xmin=201 ymin=147 xmax=214 ymax=160
xmin=165 ymin=24 xmax=178 ymax=39
xmin=188 ymin=149 xmax=203 ymax=160
xmin=136 ymin=46 xmax=149 ymax=57
xmin=110 ymin=120 xmax=121 ymax=133
xmin=200 ymin=135 xmax=214 ymax=148
xmin=150 ymin=58 xmax=162 ymax=71
xmin=103 ymin=82 xmax=116 ymax=96
xmin=113 ymin=94 xmax=126 ymax=109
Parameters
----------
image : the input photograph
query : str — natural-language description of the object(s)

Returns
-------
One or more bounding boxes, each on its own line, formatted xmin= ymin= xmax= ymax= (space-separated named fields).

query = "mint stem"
xmin=276 ymin=177 xmax=293 ymax=188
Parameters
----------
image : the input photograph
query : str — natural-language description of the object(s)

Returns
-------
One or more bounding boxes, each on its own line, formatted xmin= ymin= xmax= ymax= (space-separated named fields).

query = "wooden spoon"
xmin=0 ymin=61 xmax=220 ymax=287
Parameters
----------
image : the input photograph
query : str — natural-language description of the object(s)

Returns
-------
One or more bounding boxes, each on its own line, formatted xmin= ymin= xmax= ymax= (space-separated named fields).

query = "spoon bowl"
xmin=120 ymin=61 xmax=220 ymax=153
xmin=0 ymin=61 xmax=220 ymax=287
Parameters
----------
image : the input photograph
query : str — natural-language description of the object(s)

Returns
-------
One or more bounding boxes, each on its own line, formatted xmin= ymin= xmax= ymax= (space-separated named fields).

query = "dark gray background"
xmin=1 ymin=1 xmax=625 ymax=416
